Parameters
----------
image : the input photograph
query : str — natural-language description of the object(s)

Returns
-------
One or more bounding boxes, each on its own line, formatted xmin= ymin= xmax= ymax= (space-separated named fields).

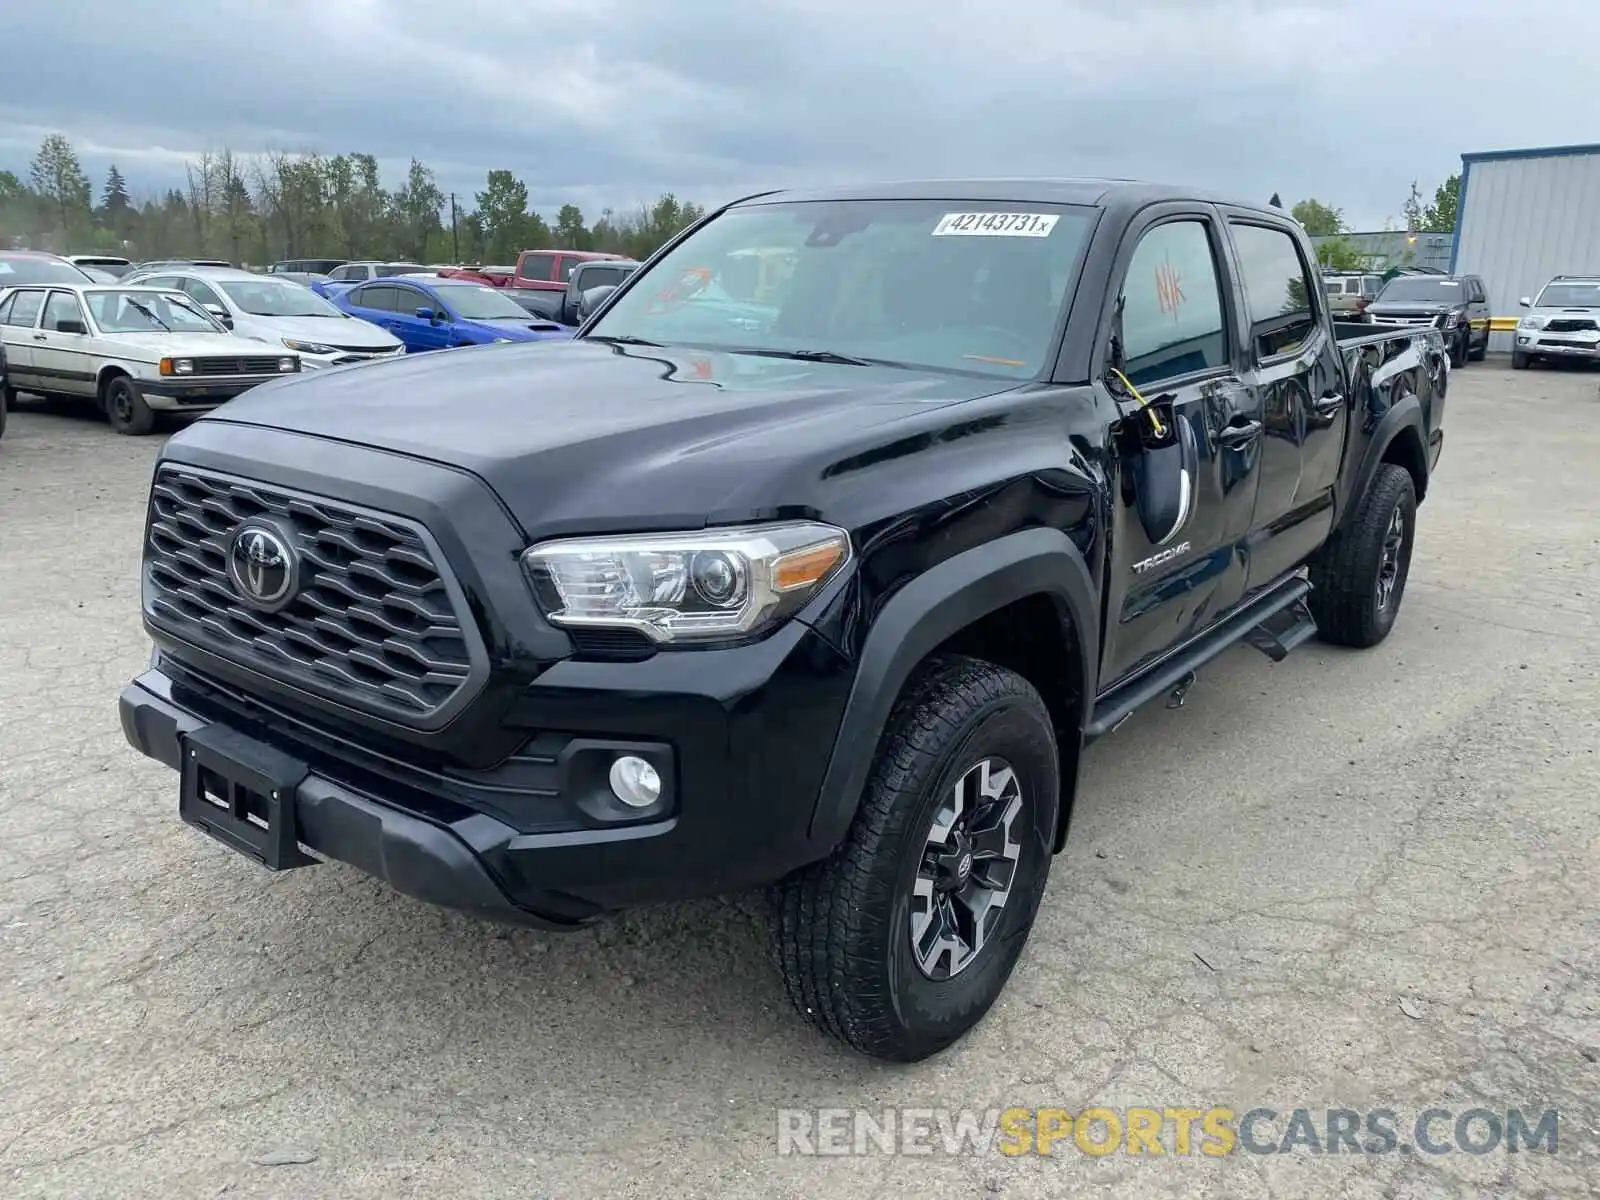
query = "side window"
xmin=4 ymin=290 xmax=45 ymax=328
xmin=586 ymin=267 xmax=622 ymax=289
xmin=362 ymin=285 xmax=403 ymax=312
xmin=518 ymin=253 xmax=554 ymax=281
xmin=349 ymin=285 xmax=380 ymax=309
xmin=392 ymin=288 xmax=426 ymax=314
xmin=1472 ymin=278 xmax=1487 ymax=303
xmin=1229 ymin=223 xmax=1319 ymax=359
xmin=180 ymin=279 xmax=223 ymax=309
xmin=557 ymin=256 xmax=579 ymax=282
xmin=0 ymin=292 xmax=14 ymax=323
xmin=42 ymin=290 xmax=86 ymax=332
xmin=1118 ymin=220 xmax=1229 ymax=386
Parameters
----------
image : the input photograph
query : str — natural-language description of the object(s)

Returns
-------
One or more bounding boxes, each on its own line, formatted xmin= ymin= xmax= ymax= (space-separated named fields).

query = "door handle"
xmin=32 ymin=333 xmax=47 ymax=341
xmin=1313 ymin=392 xmax=1345 ymax=414
xmin=1216 ymin=418 xmax=1263 ymax=448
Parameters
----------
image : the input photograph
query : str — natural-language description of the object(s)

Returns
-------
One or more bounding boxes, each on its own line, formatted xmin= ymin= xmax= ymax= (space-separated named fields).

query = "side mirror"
xmin=1519 ymin=297 xmax=1532 ymax=307
xmin=578 ymin=284 xmax=617 ymax=321
xmin=415 ymin=305 xmax=440 ymax=323
xmin=204 ymin=303 xmax=232 ymax=328
xmin=55 ymin=319 xmax=87 ymax=335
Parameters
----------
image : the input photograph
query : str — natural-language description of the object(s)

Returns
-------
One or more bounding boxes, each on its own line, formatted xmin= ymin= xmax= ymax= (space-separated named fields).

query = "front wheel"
xmin=1449 ymin=329 xmax=1469 ymax=368
xmin=1468 ymin=329 xmax=1488 ymax=361
xmin=104 ymin=376 xmax=156 ymax=436
xmin=1308 ymin=463 xmax=1417 ymax=648
xmin=770 ymin=655 xmax=1059 ymax=1062
xmin=1511 ymin=351 xmax=1530 ymax=370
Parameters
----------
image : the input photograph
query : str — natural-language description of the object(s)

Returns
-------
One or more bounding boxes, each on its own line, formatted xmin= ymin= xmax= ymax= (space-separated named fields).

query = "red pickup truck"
xmin=507 ymin=249 xmax=632 ymax=291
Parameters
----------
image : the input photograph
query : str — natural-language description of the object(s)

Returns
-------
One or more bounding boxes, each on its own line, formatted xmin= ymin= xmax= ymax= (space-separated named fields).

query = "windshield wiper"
xmin=123 ymin=297 xmax=171 ymax=331
xmin=729 ymin=347 xmax=882 ymax=367
xmin=587 ymin=334 xmax=664 ymax=347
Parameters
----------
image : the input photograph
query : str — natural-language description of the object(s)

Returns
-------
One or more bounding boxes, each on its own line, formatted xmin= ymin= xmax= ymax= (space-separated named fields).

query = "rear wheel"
xmin=103 ymin=375 xmax=156 ymax=436
xmin=1309 ymin=463 xmax=1417 ymax=648
xmin=770 ymin=655 xmax=1058 ymax=1062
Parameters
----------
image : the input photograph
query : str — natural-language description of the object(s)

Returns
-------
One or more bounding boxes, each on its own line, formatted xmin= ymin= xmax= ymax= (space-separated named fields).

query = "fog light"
xmin=608 ymin=755 xmax=661 ymax=808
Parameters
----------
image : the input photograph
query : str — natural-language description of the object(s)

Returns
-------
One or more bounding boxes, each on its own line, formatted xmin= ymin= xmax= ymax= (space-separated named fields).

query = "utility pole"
xmin=450 ymin=193 xmax=459 ymax=263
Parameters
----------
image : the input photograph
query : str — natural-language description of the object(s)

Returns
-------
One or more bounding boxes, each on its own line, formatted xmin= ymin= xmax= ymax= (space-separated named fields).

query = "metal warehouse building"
xmin=1450 ymin=142 xmax=1600 ymax=352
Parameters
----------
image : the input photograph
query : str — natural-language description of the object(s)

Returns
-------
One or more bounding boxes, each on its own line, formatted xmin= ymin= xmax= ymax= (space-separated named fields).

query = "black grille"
xmin=192 ymin=356 xmax=285 ymax=376
xmin=1544 ymin=318 xmax=1597 ymax=334
xmin=144 ymin=466 xmax=484 ymax=726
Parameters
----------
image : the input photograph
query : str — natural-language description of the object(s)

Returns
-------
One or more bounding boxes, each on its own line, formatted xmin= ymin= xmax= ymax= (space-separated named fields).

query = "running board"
xmin=1084 ymin=576 xmax=1313 ymax=741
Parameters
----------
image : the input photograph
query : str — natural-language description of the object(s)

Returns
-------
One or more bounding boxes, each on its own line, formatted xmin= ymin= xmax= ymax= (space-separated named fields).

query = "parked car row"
xmin=0 ymin=248 xmax=585 ymax=436
xmin=1325 ymin=267 xmax=1491 ymax=367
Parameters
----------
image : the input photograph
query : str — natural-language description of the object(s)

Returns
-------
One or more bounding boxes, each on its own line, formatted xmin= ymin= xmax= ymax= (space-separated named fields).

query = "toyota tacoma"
xmin=120 ymin=180 xmax=1448 ymax=1062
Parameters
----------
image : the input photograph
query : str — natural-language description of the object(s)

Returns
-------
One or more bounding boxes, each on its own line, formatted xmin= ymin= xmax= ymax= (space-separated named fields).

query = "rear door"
xmin=1096 ymin=205 xmax=1264 ymax=685
xmin=34 ymin=290 xmax=96 ymax=396
xmin=1221 ymin=214 xmax=1346 ymax=587
xmin=0 ymin=289 xmax=48 ymax=389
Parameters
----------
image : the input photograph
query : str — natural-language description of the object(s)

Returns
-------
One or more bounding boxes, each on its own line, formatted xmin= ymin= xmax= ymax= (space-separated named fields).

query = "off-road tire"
xmin=1309 ymin=463 xmax=1417 ymax=648
xmin=103 ymin=375 xmax=156 ymax=436
xmin=1511 ymin=351 xmax=1530 ymax=370
xmin=770 ymin=654 xmax=1058 ymax=1062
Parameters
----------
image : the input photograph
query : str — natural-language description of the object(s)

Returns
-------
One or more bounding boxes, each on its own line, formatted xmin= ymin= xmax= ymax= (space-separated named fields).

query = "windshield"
xmin=436 ymin=283 xmax=532 ymax=321
xmin=218 ymin=279 xmax=343 ymax=317
xmin=87 ymin=289 xmax=226 ymax=334
xmin=1535 ymin=282 xmax=1600 ymax=308
xmin=1376 ymin=277 xmax=1463 ymax=302
xmin=0 ymin=255 xmax=95 ymax=285
xmin=583 ymin=199 xmax=1095 ymax=378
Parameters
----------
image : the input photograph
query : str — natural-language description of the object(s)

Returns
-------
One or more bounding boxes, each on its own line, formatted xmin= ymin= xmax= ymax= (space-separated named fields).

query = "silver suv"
xmin=1515 ymin=276 xmax=1600 ymax=369
xmin=1323 ymin=271 xmax=1385 ymax=320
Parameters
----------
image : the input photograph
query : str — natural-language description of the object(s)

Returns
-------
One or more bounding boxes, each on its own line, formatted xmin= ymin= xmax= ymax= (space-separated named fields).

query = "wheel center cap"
xmin=956 ymin=851 xmax=972 ymax=882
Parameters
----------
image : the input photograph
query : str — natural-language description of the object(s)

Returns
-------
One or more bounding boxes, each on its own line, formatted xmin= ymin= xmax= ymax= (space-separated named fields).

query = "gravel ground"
xmin=1 ymin=364 xmax=1597 ymax=1199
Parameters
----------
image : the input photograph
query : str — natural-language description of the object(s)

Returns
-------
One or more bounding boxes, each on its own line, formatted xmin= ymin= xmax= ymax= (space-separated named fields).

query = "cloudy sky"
xmin=2 ymin=0 xmax=1597 ymax=229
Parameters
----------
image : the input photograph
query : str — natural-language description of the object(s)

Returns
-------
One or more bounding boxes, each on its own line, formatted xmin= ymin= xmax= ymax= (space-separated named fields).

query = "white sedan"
xmin=0 ymin=283 xmax=302 ymax=435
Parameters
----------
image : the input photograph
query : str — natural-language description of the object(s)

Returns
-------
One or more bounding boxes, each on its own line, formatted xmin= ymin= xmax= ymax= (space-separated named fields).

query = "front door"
xmin=391 ymin=284 xmax=454 ymax=351
xmin=1221 ymin=216 xmax=1346 ymax=585
xmin=34 ymin=290 xmax=97 ymax=397
xmin=1097 ymin=206 xmax=1264 ymax=686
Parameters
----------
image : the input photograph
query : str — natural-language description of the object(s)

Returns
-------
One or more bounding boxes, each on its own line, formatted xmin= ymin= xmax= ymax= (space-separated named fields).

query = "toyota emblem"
xmin=226 ymin=524 xmax=298 ymax=611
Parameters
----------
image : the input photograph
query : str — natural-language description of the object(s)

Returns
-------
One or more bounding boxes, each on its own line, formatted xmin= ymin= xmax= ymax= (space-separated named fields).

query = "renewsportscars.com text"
xmin=775 ymin=1106 xmax=1560 ymax=1157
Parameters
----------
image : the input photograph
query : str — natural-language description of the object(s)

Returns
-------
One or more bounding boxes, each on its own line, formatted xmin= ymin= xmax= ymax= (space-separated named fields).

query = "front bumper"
xmin=1515 ymin=330 xmax=1600 ymax=359
xmin=121 ymin=615 xmax=855 ymax=927
xmin=142 ymin=375 xmax=289 ymax=409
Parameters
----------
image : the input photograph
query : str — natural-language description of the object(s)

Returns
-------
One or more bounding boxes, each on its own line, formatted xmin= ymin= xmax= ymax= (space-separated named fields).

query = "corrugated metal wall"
xmin=1452 ymin=149 xmax=1600 ymax=351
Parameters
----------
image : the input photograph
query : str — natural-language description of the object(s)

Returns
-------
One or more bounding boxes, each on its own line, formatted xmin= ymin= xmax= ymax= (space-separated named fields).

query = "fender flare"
xmin=808 ymin=526 xmax=1099 ymax=848
xmin=1342 ymin=392 xmax=1427 ymax=527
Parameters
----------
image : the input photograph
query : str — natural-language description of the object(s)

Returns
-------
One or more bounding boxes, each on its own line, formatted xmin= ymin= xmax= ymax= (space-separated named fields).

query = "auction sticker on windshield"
xmin=933 ymin=213 xmax=1059 ymax=238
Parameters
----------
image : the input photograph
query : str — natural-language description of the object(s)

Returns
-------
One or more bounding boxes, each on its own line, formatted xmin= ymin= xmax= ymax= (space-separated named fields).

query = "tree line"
xmin=0 ymin=133 xmax=708 ymax=266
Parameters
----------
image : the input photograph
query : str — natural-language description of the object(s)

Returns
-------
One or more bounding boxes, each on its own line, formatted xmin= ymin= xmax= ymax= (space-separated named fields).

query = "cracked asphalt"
xmin=2 ymin=365 xmax=1597 ymax=1199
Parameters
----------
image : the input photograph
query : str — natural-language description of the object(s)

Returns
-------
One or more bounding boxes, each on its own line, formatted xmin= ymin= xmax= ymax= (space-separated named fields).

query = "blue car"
xmin=329 ymin=276 xmax=573 ymax=352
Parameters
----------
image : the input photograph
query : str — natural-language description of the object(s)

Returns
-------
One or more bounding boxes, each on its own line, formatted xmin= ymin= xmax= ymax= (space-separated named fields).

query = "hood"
xmin=235 ymin=312 xmax=399 ymax=349
xmin=196 ymin=338 xmax=1016 ymax=532
xmin=463 ymin=316 xmax=574 ymax=342
xmin=100 ymin=331 xmax=282 ymax=358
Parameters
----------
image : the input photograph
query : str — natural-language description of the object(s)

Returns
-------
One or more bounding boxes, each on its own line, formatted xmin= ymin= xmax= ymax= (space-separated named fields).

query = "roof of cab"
xmin=729 ymin=177 xmax=1285 ymax=219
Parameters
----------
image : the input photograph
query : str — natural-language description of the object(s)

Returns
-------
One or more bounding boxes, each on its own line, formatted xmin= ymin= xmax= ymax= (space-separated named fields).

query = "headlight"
xmin=282 ymin=338 xmax=336 ymax=355
xmin=277 ymin=356 xmax=298 ymax=372
xmin=158 ymin=357 xmax=193 ymax=376
xmin=1518 ymin=316 xmax=1545 ymax=330
xmin=521 ymin=521 xmax=851 ymax=644
xmin=1441 ymin=312 xmax=1459 ymax=328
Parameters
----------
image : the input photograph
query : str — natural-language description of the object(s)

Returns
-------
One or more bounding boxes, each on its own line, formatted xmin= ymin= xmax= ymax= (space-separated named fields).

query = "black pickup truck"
xmin=119 ymin=180 xmax=1448 ymax=1062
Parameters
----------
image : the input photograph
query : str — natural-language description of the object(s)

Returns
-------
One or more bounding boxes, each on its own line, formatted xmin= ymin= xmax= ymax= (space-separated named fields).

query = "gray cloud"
xmin=2 ymin=0 xmax=1597 ymax=227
